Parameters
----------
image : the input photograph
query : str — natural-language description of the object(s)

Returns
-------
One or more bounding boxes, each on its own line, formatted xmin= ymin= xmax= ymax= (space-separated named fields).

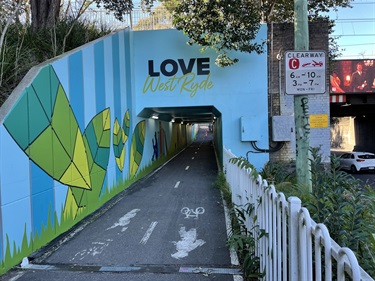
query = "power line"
xmin=339 ymin=42 xmax=375 ymax=46
xmin=335 ymin=18 xmax=375 ymax=22
xmin=336 ymin=34 xmax=375 ymax=36
xmin=338 ymin=54 xmax=375 ymax=58
xmin=350 ymin=1 xmax=375 ymax=4
xmin=331 ymin=0 xmax=375 ymax=56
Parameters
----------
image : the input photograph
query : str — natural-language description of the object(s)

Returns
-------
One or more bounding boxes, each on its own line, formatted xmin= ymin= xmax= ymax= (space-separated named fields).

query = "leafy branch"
xmin=172 ymin=0 xmax=265 ymax=67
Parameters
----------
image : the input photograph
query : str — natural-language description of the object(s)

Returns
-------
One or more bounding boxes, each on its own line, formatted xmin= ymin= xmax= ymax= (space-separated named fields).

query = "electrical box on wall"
xmin=272 ymin=116 xmax=294 ymax=141
xmin=241 ymin=116 xmax=261 ymax=141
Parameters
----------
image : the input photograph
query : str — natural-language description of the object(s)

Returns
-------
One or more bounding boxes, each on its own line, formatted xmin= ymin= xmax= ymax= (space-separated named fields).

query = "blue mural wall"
xmin=0 ymin=26 xmax=268 ymax=273
xmin=133 ymin=28 xmax=269 ymax=165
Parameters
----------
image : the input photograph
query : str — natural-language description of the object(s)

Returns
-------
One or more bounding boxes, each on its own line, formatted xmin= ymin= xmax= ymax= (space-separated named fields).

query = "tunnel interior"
xmin=138 ymin=105 xmax=223 ymax=162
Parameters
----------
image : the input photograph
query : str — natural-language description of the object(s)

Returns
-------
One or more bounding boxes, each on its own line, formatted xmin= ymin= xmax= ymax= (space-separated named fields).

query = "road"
xmin=348 ymin=171 xmax=375 ymax=189
xmin=1 ymin=127 xmax=240 ymax=281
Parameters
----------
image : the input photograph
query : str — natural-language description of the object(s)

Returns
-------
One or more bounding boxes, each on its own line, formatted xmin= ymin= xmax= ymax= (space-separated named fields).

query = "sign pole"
xmin=294 ymin=0 xmax=312 ymax=190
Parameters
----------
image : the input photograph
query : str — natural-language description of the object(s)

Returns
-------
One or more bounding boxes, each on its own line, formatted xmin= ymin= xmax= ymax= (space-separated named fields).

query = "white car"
xmin=339 ymin=152 xmax=375 ymax=173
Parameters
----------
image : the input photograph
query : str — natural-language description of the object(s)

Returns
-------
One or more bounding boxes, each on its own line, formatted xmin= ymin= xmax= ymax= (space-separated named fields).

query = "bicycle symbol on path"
xmin=181 ymin=207 xmax=205 ymax=219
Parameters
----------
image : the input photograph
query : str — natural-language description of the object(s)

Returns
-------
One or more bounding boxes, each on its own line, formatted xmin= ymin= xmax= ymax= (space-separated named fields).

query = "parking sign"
xmin=285 ymin=51 xmax=326 ymax=95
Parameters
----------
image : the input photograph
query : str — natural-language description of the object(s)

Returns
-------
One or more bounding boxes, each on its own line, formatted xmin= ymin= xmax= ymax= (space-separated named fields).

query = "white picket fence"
xmin=223 ymin=147 xmax=374 ymax=281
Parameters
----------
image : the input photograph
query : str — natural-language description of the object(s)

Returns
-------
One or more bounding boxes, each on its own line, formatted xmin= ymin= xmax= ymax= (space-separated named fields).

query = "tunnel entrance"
xmin=330 ymin=95 xmax=375 ymax=153
xmin=138 ymin=106 xmax=223 ymax=165
xmin=138 ymin=106 xmax=220 ymax=124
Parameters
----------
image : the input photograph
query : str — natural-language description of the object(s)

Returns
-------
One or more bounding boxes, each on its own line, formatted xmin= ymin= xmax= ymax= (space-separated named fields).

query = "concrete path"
xmin=1 ymin=127 xmax=241 ymax=281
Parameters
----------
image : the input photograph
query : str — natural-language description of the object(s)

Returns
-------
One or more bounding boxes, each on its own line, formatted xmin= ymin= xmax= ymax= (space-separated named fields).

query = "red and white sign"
xmin=285 ymin=51 xmax=326 ymax=95
xmin=330 ymin=95 xmax=346 ymax=103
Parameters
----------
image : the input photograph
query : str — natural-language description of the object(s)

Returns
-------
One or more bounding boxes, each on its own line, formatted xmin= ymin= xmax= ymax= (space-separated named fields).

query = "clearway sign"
xmin=285 ymin=51 xmax=326 ymax=95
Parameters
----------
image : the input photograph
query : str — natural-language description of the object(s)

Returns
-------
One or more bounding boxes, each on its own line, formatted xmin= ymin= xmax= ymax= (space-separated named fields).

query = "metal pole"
xmin=294 ymin=0 xmax=312 ymax=190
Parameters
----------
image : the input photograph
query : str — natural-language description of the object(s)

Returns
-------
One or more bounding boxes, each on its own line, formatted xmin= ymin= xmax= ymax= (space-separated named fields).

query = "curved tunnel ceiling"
xmin=138 ymin=106 xmax=221 ymax=124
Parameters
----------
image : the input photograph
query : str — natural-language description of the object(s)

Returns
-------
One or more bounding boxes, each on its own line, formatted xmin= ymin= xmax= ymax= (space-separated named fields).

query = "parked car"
xmin=339 ymin=152 xmax=375 ymax=173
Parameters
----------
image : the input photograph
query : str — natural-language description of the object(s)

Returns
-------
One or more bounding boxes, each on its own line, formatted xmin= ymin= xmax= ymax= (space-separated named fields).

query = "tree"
xmin=60 ymin=1 xmax=95 ymax=53
xmin=30 ymin=0 xmax=61 ymax=31
xmin=0 ymin=0 xmax=26 ymax=88
xmin=173 ymin=0 xmax=264 ymax=67
xmin=27 ymin=0 xmax=351 ymax=65
xmin=171 ymin=0 xmax=352 ymax=66
xmin=0 ymin=0 xmax=111 ymax=101
xmin=158 ymin=0 xmax=179 ymax=13
xmin=29 ymin=0 xmax=153 ymax=31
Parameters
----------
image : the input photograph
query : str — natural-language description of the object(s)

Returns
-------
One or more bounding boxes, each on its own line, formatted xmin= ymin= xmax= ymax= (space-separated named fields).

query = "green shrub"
xmin=214 ymin=171 xmax=232 ymax=206
xmin=215 ymin=172 xmax=265 ymax=280
xmin=227 ymin=202 xmax=266 ymax=280
xmin=260 ymin=159 xmax=296 ymax=192
xmin=270 ymin=147 xmax=375 ymax=276
xmin=306 ymin=147 xmax=375 ymax=276
xmin=0 ymin=18 xmax=111 ymax=105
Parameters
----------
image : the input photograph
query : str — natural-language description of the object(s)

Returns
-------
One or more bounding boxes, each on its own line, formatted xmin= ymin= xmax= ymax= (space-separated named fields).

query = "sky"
xmin=329 ymin=0 xmax=375 ymax=59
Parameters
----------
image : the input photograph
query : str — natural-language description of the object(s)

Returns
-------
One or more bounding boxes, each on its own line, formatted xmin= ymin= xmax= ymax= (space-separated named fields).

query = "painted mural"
xmin=0 ymin=62 xmax=152 ymax=271
xmin=113 ymin=109 xmax=130 ymax=172
xmin=0 ymin=26 xmax=268 ymax=274
xmin=3 ymin=65 xmax=144 ymax=219
xmin=0 ymin=31 xmax=195 ymax=274
xmin=152 ymin=122 xmax=169 ymax=161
